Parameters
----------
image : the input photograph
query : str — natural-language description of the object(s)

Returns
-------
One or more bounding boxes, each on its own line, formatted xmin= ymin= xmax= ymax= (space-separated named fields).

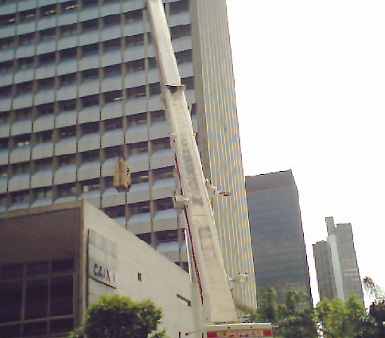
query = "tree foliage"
xmin=238 ymin=288 xmax=317 ymax=337
xmin=68 ymin=294 xmax=167 ymax=338
xmin=316 ymin=295 xmax=366 ymax=338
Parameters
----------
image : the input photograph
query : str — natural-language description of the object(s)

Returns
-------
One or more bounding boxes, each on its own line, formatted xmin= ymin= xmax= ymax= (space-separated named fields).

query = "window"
xmin=0 ymin=138 xmax=8 ymax=150
xmin=34 ymin=187 xmax=52 ymax=199
xmin=21 ymin=10 xmax=36 ymax=22
xmin=170 ymin=24 xmax=190 ymax=40
xmin=170 ymin=0 xmax=189 ymax=15
xmin=60 ymin=73 xmax=77 ymax=87
xmin=62 ymin=1 xmax=78 ymax=12
xmin=38 ymin=78 xmax=55 ymax=91
xmin=35 ymin=158 xmax=52 ymax=171
xmin=104 ymin=118 xmax=122 ymax=131
xmin=82 ymin=43 xmax=99 ymax=57
xmin=81 ymin=121 xmax=99 ymax=135
xmin=19 ymin=33 xmax=35 ymax=46
xmin=40 ymin=28 xmax=56 ymax=41
xmin=0 ymin=112 xmax=9 ymax=123
xmin=39 ymin=52 xmax=55 ymax=64
xmin=0 ymin=259 xmax=75 ymax=336
xmin=125 ymin=33 xmax=144 ymax=47
xmin=13 ymin=162 xmax=29 ymax=175
xmin=104 ymin=64 xmax=121 ymax=78
xmin=176 ymin=50 xmax=192 ymax=65
xmin=124 ymin=9 xmax=142 ymax=24
xmin=153 ymin=166 xmax=174 ymax=181
xmin=81 ymin=149 xmax=99 ymax=163
xmin=126 ymin=59 xmax=145 ymax=73
xmin=82 ymin=95 xmax=99 ymax=108
xmin=104 ymin=205 xmax=125 ymax=219
xmin=18 ymin=57 xmax=34 ymax=70
xmin=81 ymin=178 xmax=100 ymax=193
xmin=56 ymin=183 xmax=76 ymax=198
xmin=61 ymin=100 xmax=76 ymax=113
xmin=103 ymin=14 xmax=120 ymax=27
xmin=0 ymin=37 xmax=14 ymax=50
xmin=58 ymin=154 xmax=75 ymax=166
xmin=37 ymin=103 xmax=54 ymax=117
xmin=16 ymin=82 xmax=33 ymax=96
xmin=152 ymin=138 xmax=170 ymax=152
xmin=35 ymin=131 xmax=53 ymax=143
xmin=11 ymin=190 xmax=29 ymax=203
xmin=126 ymin=112 xmax=147 ymax=127
xmin=82 ymin=68 xmax=99 ymax=81
xmin=127 ymin=85 xmax=146 ymax=99
xmin=60 ymin=48 xmax=76 ymax=62
xmin=129 ymin=201 xmax=149 ymax=215
xmin=14 ymin=135 xmax=30 ymax=148
xmin=104 ymin=38 xmax=121 ymax=53
xmin=0 ymin=165 xmax=7 ymax=176
xmin=156 ymin=229 xmax=178 ymax=243
xmin=82 ymin=18 xmax=99 ymax=33
xmin=131 ymin=171 xmax=148 ymax=184
xmin=61 ymin=24 xmax=77 ymax=37
xmin=41 ymin=5 xmax=57 ymax=17
xmin=154 ymin=197 xmax=173 ymax=211
xmin=104 ymin=90 xmax=123 ymax=103
xmin=0 ymin=14 xmax=16 ymax=26
xmin=129 ymin=141 xmax=148 ymax=155
xmin=58 ymin=126 xmax=76 ymax=139
xmin=136 ymin=233 xmax=151 ymax=244
xmin=151 ymin=110 xmax=165 ymax=124
xmin=0 ymin=61 xmax=13 ymax=73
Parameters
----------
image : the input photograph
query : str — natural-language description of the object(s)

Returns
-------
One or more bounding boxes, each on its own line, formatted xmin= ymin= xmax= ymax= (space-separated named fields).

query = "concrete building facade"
xmin=313 ymin=216 xmax=363 ymax=302
xmin=0 ymin=0 xmax=255 ymax=307
xmin=0 ymin=201 xmax=195 ymax=337
xmin=245 ymin=170 xmax=312 ymax=304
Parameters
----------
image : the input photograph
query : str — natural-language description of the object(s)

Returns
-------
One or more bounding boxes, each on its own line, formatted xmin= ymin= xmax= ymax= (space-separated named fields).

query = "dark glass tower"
xmin=246 ymin=170 xmax=312 ymax=303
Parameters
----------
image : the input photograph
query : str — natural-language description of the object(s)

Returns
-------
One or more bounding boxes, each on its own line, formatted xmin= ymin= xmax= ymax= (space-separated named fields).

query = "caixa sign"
xmin=89 ymin=259 xmax=117 ymax=288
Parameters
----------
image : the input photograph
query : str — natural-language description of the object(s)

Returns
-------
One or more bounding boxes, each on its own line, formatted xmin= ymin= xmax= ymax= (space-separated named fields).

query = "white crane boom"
xmin=146 ymin=0 xmax=238 ymax=324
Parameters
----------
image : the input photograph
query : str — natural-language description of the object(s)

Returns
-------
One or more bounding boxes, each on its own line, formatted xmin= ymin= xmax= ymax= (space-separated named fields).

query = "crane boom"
xmin=146 ymin=0 xmax=237 ymax=324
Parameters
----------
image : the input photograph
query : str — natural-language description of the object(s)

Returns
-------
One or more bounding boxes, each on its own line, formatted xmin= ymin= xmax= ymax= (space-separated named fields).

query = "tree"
xmin=316 ymin=295 xmax=366 ymax=338
xmin=68 ymin=294 xmax=167 ymax=338
xmin=255 ymin=287 xmax=278 ymax=323
xmin=275 ymin=289 xmax=318 ymax=338
xmin=237 ymin=288 xmax=317 ymax=337
xmin=362 ymin=276 xmax=385 ymax=338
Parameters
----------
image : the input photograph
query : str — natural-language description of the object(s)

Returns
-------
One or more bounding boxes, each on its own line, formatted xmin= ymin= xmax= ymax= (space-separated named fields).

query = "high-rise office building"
xmin=246 ymin=170 xmax=312 ymax=304
xmin=0 ymin=0 xmax=255 ymax=307
xmin=313 ymin=216 xmax=363 ymax=302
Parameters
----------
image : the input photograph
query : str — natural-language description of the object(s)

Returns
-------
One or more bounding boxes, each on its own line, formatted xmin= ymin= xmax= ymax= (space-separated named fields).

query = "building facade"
xmin=245 ymin=170 xmax=312 ymax=304
xmin=0 ymin=0 xmax=255 ymax=307
xmin=313 ymin=216 xmax=363 ymax=302
xmin=0 ymin=201 xmax=195 ymax=337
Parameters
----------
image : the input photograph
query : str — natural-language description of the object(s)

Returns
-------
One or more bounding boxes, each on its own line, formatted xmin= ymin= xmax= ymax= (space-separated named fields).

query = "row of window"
xmin=0 ymin=117 xmax=174 ymax=152
xmin=0 ymin=50 xmax=192 ymax=98
xmin=0 ymin=259 xmax=75 ymax=337
xmin=0 ymin=77 xmax=194 ymax=130
xmin=0 ymin=0 xmax=188 ymax=28
xmin=0 ymin=138 xmax=173 ymax=175
xmin=0 ymin=185 xmax=175 ymax=214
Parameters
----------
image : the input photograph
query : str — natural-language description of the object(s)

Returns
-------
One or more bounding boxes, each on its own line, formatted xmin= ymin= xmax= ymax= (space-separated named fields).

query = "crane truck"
xmin=145 ymin=0 xmax=273 ymax=336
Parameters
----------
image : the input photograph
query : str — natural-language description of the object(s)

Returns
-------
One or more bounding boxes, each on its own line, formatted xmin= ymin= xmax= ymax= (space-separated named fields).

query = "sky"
xmin=225 ymin=0 xmax=385 ymax=305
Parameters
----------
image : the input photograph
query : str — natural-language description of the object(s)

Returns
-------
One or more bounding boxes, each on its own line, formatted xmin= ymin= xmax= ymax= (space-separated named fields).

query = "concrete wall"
xmin=0 ymin=201 xmax=195 ymax=337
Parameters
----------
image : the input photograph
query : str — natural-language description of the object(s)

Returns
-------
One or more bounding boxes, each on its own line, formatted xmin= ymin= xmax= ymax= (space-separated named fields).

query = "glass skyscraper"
xmin=246 ymin=170 xmax=312 ymax=304
xmin=0 ymin=0 xmax=256 ymax=307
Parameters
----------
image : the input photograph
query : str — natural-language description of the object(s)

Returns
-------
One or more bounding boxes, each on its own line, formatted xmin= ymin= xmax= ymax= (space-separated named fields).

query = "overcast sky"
xmin=226 ymin=0 xmax=385 ymax=304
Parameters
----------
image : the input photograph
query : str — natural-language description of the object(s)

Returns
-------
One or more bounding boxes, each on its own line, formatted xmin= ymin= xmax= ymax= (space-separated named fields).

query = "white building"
xmin=0 ymin=201 xmax=195 ymax=337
